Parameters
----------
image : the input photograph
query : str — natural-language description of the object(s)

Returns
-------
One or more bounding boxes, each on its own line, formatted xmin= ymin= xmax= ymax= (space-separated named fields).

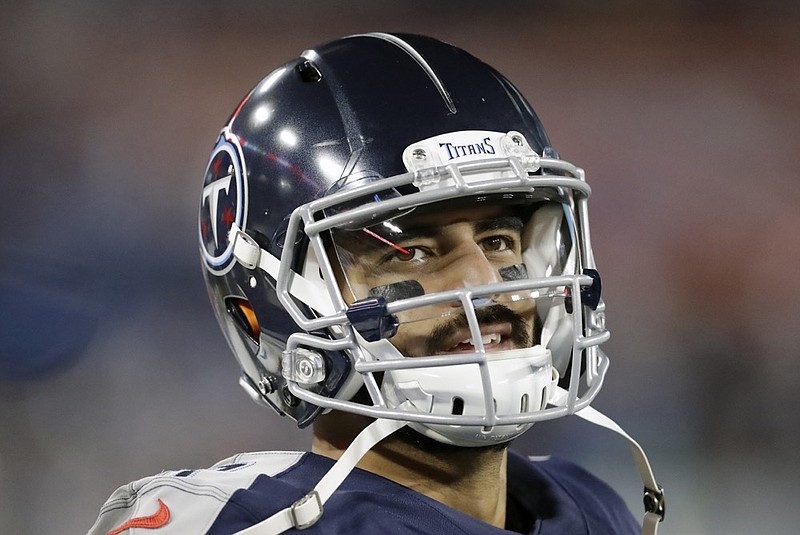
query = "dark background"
xmin=2 ymin=2 xmax=798 ymax=533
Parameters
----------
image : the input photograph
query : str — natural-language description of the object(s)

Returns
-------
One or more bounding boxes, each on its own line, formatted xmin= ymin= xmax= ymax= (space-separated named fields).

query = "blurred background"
xmin=2 ymin=1 xmax=798 ymax=533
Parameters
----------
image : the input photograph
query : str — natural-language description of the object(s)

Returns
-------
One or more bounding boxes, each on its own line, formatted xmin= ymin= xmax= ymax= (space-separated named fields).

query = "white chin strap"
xmin=235 ymin=394 xmax=664 ymax=535
xmin=234 ymin=417 xmax=407 ymax=534
xmin=549 ymin=387 xmax=666 ymax=534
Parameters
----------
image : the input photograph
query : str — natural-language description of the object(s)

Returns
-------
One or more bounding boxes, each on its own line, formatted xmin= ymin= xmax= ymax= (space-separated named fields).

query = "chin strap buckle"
xmin=580 ymin=268 xmax=602 ymax=310
xmin=290 ymin=490 xmax=323 ymax=529
xmin=644 ymin=485 xmax=666 ymax=522
xmin=233 ymin=417 xmax=409 ymax=534
xmin=564 ymin=268 xmax=602 ymax=314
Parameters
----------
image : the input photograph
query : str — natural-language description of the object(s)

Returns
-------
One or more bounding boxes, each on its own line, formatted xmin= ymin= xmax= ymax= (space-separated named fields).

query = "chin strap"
xmin=236 ymin=393 xmax=663 ymax=535
xmin=234 ymin=417 xmax=408 ymax=534
xmin=550 ymin=387 xmax=666 ymax=535
xmin=230 ymin=224 xmax=336 ymax=317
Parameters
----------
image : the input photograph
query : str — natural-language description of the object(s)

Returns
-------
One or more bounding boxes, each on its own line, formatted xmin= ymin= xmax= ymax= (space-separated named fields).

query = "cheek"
xmin=340 ymin=267 xmax=378 ymax=303
xmin=508 ymin=301 xmax=539 ymax=343
xmin=390 ymin=311 xmax=438 ymax=357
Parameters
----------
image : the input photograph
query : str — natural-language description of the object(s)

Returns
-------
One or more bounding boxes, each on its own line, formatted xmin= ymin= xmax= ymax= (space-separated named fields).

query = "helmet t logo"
xmin=202 ymin=173 xmax=232 ymax=247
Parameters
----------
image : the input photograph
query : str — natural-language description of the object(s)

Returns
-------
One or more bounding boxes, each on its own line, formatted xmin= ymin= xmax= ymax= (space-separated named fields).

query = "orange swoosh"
xmin=106 ymin=499 xmax=171 ymax=535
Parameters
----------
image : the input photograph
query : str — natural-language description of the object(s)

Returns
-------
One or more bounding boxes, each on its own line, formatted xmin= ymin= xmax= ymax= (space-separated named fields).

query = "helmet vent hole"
xmin=297 ymin=60 xmax=322 ymax=83
xmin=520 ymin=393 xmax=529 ymax=413
xmin=226 ymin=298 xmax=260 ymax=342
xmin=540 ymin=388 xmax=549 ymax=410
xmin=451 ymin=396 xmax=464 ymax=415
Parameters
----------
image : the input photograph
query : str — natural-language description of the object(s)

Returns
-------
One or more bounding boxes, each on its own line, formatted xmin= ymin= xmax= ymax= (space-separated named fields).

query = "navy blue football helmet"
xmin=199 ymin=33 xmax=608 ymax=446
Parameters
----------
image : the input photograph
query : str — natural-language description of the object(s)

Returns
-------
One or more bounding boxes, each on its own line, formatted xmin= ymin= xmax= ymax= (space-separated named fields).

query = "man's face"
xmin=332 ymin=204 xmax=538 ymax=357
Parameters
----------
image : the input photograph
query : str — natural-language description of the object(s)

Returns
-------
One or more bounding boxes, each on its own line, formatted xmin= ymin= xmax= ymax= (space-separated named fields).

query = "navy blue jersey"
xmin=89 ymin=450 xmax=638 ymax=534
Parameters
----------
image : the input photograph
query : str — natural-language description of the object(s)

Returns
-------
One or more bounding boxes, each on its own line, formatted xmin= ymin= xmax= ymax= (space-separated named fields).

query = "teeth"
xmin=459 ymin=333 xmax=501 ymax=346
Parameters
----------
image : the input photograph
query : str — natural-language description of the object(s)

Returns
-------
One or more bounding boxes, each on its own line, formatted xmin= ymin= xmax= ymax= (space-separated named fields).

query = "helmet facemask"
xmin=324 ymin=195 xmax=574 ymax=446
xmin=270 ymin=132 xmax=608 ymax=447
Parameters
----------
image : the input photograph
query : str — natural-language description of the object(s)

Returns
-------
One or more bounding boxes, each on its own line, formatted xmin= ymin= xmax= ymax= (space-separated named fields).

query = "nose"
xmin=444 ymin=241 xmax=503 ymax=290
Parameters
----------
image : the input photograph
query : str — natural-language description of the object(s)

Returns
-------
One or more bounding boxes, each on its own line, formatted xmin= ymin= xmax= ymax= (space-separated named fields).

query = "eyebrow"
xmin=361 ymin=227 xmax=411 ymax=255
xmin=373 ymin=215 xmax=524 ymax=243
xmin=473 ymin=215 xmax=524 ymax=234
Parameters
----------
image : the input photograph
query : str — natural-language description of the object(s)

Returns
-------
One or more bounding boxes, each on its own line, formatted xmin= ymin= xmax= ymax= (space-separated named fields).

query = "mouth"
xmin=439 ymin=323 xmax=514 ymax=353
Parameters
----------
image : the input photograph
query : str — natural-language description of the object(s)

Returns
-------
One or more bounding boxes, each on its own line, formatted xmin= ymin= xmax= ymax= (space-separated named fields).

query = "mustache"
xmin=425 ymin=303 xmax=533 ymax=355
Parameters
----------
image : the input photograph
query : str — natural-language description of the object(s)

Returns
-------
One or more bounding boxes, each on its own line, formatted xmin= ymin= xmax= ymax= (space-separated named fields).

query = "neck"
xmin=312 ymin=412 xmax=508 ymax=528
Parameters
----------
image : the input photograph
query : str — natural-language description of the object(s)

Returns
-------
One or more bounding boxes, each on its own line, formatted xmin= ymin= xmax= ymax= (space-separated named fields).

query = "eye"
xmin=481 ymin=235 xmax=513 ymax=252
xmin=390 ymin=246 xmax=427 ymax=262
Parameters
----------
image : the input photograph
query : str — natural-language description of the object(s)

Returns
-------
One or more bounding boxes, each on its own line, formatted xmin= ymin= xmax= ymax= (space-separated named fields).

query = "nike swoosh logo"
xmin=106 ymin=499 xmax=171 ymax=535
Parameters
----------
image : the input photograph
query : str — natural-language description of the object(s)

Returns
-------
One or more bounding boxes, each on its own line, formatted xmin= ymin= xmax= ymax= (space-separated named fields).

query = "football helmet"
xmin=199 ymin=33 xmax=609 ymax=447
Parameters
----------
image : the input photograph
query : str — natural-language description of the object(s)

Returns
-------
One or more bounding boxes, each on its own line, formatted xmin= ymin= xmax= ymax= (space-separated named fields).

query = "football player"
xmin=89 ymin=33 xmax=663 ymax=535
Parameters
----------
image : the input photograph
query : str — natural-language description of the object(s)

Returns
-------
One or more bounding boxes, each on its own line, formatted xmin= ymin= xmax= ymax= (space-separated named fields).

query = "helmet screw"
xmin=412 ymin=148 xmax=427 ymax=160
xmin=511 ymin=134 xmax=524 ymax=146
xmin=257 ymin=375 xmax=276 ymax=395
xmin=282 ymin=348 xmax=326 ymax=384
xmin=298 ymin=359 xmax=314 ymax=380
xmin=282 ymin=386 xmax=300 ymax=407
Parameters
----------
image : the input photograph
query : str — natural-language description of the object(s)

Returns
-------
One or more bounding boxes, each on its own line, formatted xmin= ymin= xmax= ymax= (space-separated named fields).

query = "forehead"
xmin=330 ymin=202 xmax=525 ymax=255
xmin=396 ymin=203 xmax=514 ymax=229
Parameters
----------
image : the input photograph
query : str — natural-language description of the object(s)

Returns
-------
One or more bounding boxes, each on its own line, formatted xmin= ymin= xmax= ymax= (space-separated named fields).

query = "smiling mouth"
xmin=440 ymin=324 xmax=513 ymax=353
xmin=445 ymin=333 xmax=502 ymax=352
xmin=425 ymin=304 xmax=533 ymax=356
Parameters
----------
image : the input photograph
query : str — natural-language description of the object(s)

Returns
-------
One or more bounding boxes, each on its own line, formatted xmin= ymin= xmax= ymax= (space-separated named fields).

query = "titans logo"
xmin=199 ymin=129 xmax=248 ymax=275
